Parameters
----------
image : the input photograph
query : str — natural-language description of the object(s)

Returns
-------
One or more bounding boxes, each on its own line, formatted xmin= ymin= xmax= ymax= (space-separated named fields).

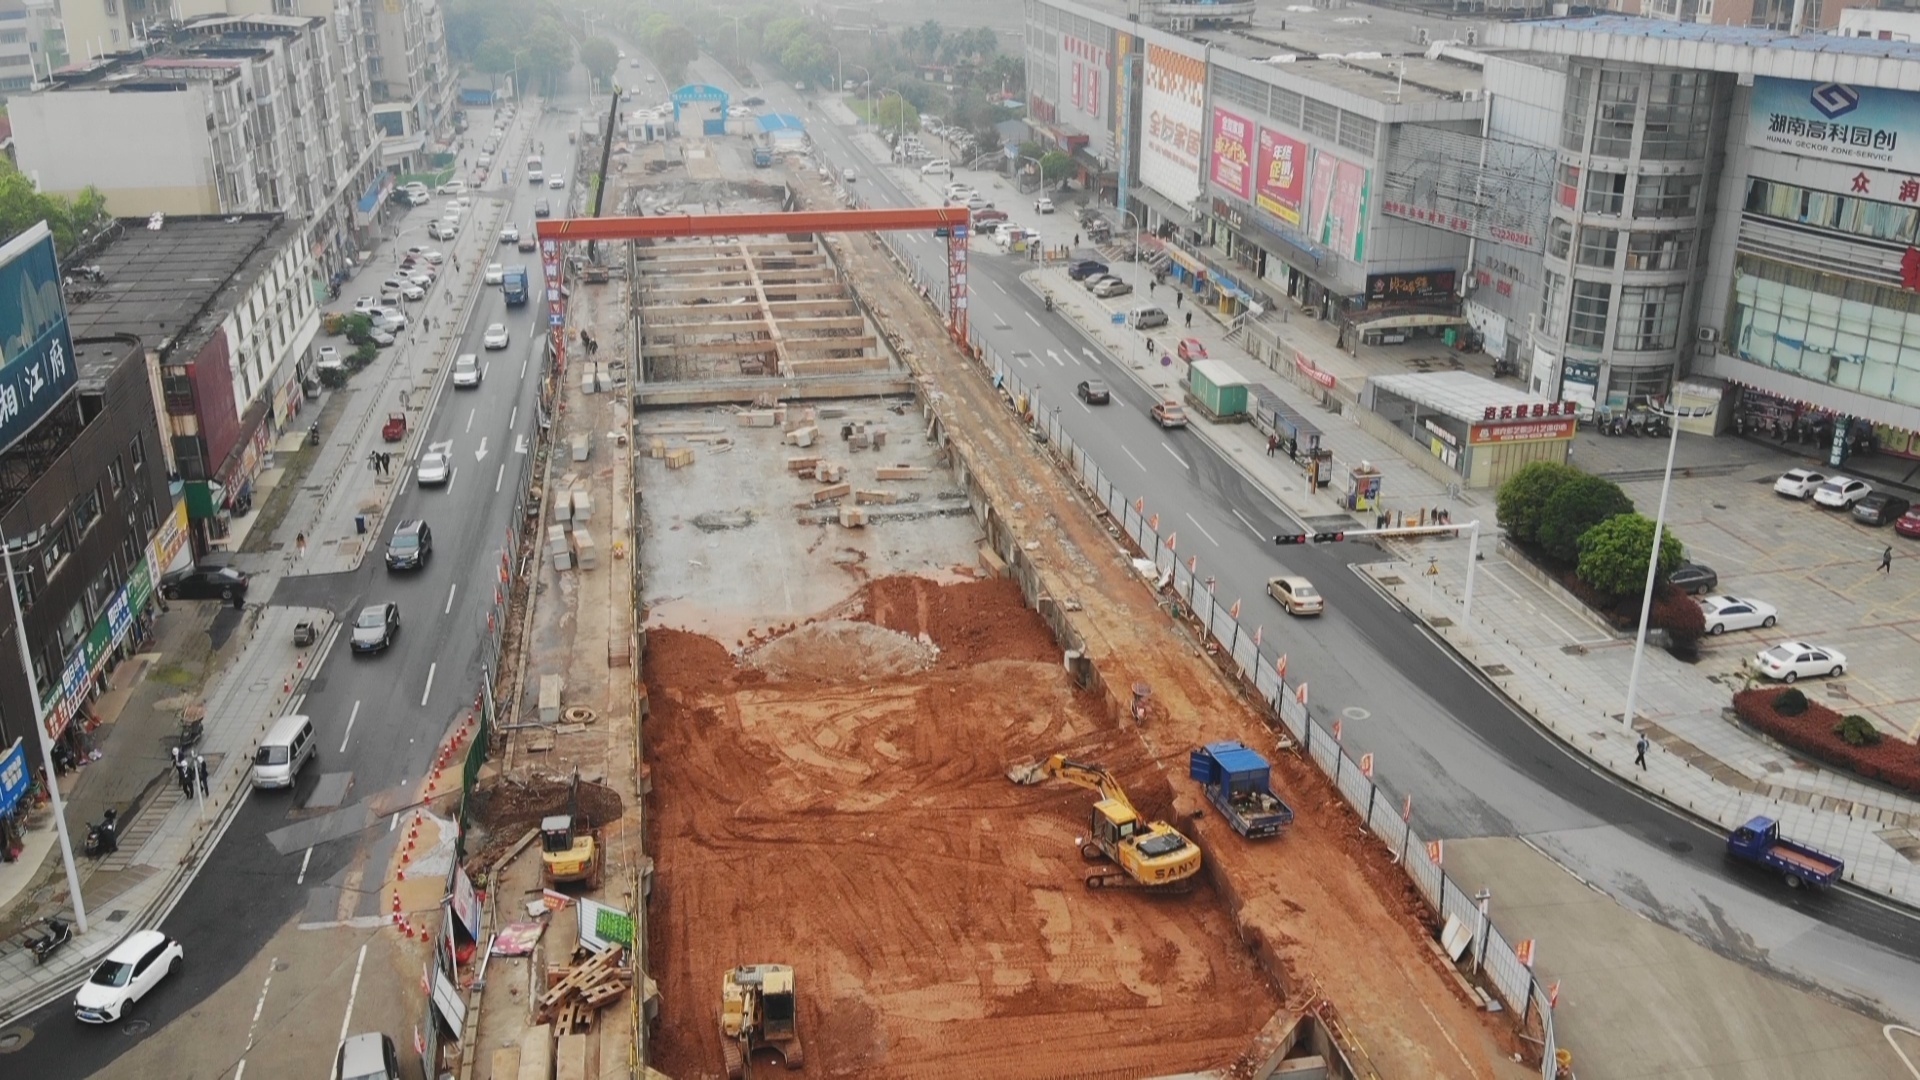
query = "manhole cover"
xmin=1378 ymin=575 xmax=1404 ymax=586
xmin=1342 ymin=707 xmax=1371 ymax=721
xmin=1431 ymin=616 xmax=1453 ymax=627
xmin=274 ymin=959 xmax=290 ymax=972
xmin=1483 ymin=664 xmax=1511 ymax=677
xmin=563 ymin=706 xmax=597 ymax=724
xmin=122 ymin=1019 xmax=151 ymax=1036
xmin=0 ymin=1028 xmax=30 ymax=1052
xmin=1667 ymin=839 xmax=1693 ymax=853
xmin=105 ymin=908 xmax=128 ymax=922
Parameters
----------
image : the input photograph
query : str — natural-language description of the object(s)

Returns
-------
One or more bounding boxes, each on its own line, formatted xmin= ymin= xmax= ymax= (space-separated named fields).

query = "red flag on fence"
xmin=1332 ymin=719 xmax=1342 ymax=742
xmin=1187 ymin=555 xmax=1198 ymax=574
xmin=1548 ymin=980 xmax=1562 ymax=1008
xmin=1165 ymin=533 xmax=1178 ymax=551
xmin=1359 ymin=752 xmax=1374 ymax=777
xmin=1229 ymin=599 xmax=1242 ymax=619
xmin=1254 ymin=626 xmax=1263 ymax=648
xmin=1276 ymin=654 xmax=1288 ymax=679
xmin=1148 ymin=513 xmax=1160 ymax=531
xmin=1515 ymin=939 xmax=1536 ymax=968
xmin=1296 ymin=681 xmax=1309 ymax=706
xmin=1134 ymin=497 xmax=1145 ymax=515
xmin=1426 ymin=839 xmax=1444 ymax=866
xmin=1402 ymin=793 xmax=1413 ymax=822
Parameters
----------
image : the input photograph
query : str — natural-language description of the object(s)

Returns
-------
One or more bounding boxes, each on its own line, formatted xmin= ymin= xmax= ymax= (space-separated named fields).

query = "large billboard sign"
xmin=1748 ymin=78 xmax=1920 ymax=173
xmin=1140 ymin=42 xmax=1206 ymax=207
xmin=0 ymin=222 xmax=77 ymax=456
xmin=1210 ymin=107 xmax=1254 ymax=201
xmin=1255 ymin=127 xmax=1307 ymax=225
xmin=1307 ymin=149 xmax=1372 ymax=263
xmin=1062 ymin=33 xmax=1107 ymax=123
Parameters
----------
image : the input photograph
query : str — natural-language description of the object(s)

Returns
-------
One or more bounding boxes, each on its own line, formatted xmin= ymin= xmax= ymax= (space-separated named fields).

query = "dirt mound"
xmin=469 ymin=774 xmax=625 ymax=835
xmin=744 ymin=619 xmax=938 ymax=680
xmin=861 ymin=575 xmax=1060 ymax=667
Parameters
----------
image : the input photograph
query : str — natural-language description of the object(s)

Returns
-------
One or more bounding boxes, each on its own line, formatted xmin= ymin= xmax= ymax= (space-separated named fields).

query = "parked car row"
xmin=1775 ymin=467 xmax=1913 ymax=527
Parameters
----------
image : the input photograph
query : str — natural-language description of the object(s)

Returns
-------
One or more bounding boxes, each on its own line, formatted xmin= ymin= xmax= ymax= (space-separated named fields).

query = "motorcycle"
xmin=27 ymin=918 xmax=71 ymax=966
xmin=1044 ymin=295 xmax=1054 ymax=312
xmin=85 ymin=810 xmax=118 ymax=859
xmin=174 ymin=716 xmax=204 ymax=751
xmin=308 ymin=421 xmax=321 ymax=446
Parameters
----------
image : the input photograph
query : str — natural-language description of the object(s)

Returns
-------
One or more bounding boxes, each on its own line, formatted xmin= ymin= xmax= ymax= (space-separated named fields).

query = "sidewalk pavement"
xmin=835 ymin=136 xmax=1920 ymax=908
xmin=0 ymin=604 xmax=332 ymax=1026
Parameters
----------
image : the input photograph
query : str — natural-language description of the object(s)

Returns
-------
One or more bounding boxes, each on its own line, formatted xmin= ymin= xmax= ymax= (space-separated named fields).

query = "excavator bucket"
xmin=1006 ymin=761 xmax=1047 ymax=785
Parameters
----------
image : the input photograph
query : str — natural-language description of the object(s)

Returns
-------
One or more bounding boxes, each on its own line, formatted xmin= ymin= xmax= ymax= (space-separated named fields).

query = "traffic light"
xmin=1312 ymin=532 xmax=1346 ymax=544
xmin=1275 ymin=533 xmax=1307 ymax=545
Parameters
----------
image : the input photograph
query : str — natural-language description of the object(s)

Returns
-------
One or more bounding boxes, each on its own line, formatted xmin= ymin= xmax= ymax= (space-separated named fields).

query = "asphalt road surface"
xmin=703 ymin=59 xmax=1920 ymax=1023
xmin=9 ymin=71 xmax=587 ymax=1080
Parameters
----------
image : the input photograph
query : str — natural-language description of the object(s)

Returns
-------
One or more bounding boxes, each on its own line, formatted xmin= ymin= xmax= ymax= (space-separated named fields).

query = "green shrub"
xmin=1775 ymin=688 xmax=1809 ymax=716
xmin=1495 ymin=461 xmax=1581 ymax=545
xmin=1537 ymin=475 xmax=1634 ymax=564
xmin=350 ymin=343 xmax=378 ymax=368
xmin=1835 ymin=715 xmax=1881 ymax=746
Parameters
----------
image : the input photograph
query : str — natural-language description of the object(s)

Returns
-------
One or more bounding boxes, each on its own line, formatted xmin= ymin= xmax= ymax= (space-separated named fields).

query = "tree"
xmin=1575 ymin=513 xmax=1683 ymax=597
xmin=873 ymin=94 xmax=919 ymax=133
xmin=1495 ymin=460 xmax=1580 ymax=546
xmin=580 ymin=38 xmax=619 ymax=86
xmin=918 ymin=20 xmax=944 ymax=60
xmin=640 ymin=17 xmax=699 ymax=86
xmin=1537 ymin=475 xmax=1634 ymax=564
xmin=0 ymin=159 xmax=108 ymax=258
xmin=1040 ymin=151 xmax=1072 ymax=182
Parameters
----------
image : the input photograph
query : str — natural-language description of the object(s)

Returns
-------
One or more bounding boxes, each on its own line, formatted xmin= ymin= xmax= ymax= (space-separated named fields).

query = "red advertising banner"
xmin=1210 ymin=107 xmax=1254 ymax=200
xmin=1469 ymin=418 xmax=1577 ymax=445
xmin=1255 ymin=127 xmax=1306 ymax=225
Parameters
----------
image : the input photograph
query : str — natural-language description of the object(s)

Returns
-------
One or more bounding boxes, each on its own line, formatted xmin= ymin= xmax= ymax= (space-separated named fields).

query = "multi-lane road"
xmin=700 ymin=60 xmax=1920 ymax=1023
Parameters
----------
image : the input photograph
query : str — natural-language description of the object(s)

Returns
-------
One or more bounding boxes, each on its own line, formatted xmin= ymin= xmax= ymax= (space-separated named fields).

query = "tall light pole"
xmin=1620 ymin=398 xmax=1695 ymax=738
xmin=2 ymin=533 xmax=88 ymax=936
xmin=877 ymin=86 xmax=904 ymax=143
xmin=726 ymin=15 xmax=746 ymax=74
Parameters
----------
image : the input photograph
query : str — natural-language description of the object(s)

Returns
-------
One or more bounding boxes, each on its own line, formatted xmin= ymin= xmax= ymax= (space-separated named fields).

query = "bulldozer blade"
xmin=1006 ymin=761 xmax=1046 ymax=785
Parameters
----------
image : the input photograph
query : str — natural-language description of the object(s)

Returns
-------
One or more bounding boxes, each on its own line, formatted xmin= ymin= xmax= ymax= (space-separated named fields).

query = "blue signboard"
xmin=0 ymin=738 xmax=28 ymax=817
xmin=670 ymin=84 xmax=730 ymax=125
xmin=1747 ymin=77 xmax=1920 ymax=174
xmin=0 ymin=222 xmax=78 ymax=455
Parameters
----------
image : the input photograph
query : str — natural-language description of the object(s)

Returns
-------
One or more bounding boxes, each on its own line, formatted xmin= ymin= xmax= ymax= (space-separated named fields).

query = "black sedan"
xmin=1076 ymin=379 xmax=1111 ymax=405
xmin=1853 ymin=492 xmax=1912 ymax=527
xmin=1668 ymin=563 xmax=1718 ymax=595
xmin=159 ymin=563 xmax=250 ymax=602
xmin=349 ymin=603 xmax=400 ymax=654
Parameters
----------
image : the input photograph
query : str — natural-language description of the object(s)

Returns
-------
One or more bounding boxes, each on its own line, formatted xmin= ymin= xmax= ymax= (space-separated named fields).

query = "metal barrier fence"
xmin=859 ymin=229 xmax=1563 ymax=1074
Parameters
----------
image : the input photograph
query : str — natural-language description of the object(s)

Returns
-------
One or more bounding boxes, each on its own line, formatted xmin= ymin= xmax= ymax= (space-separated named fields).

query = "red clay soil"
xmin=644 ymin=604 xmax=1282 ymax=1080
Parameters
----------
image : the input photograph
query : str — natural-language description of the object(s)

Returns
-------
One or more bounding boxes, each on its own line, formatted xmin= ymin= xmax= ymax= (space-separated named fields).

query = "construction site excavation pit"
xmin=638 ymin=399 xmax=1284 ymax=1078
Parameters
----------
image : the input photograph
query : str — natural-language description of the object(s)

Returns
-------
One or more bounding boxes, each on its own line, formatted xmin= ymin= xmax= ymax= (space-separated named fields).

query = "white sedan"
xmin=1698 ymin=595 xmax=1778 ymax=635
xmin=548 ymin=175 xmax=565 ymax=190
xmin=415 ymin=451 xmax=450 ymax=487
xmin=1034 ymin=197 xmax=1055 ymax=214
xmin=400 ymin=282 xmax=426 ymax=301
xmin=407 ymin=270 xmax=435 ymax=288
xmin=500 ymin=224 xmax=520 ymax=244
xmin=483 ymin=323 xmax=510 ymax=350
xmin=1812 ymin=475 xmax=1872 ymax=508
xmin=484 ymin=263 xmax=504 ymax=285
xmin=76 ymin=930 xmax=183 ymax=1023
xmin=1752 ymin=641 xmax=1846 ymax=683
xmin=421 ymin=249 xmax=445 ymax=265
xmin=1774 ymin=468 xmax=1825 ymax=500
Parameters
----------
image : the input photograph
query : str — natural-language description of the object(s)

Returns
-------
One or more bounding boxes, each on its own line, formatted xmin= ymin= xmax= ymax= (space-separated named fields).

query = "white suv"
xmin=921 ymin=159 xmax=952 ymax=175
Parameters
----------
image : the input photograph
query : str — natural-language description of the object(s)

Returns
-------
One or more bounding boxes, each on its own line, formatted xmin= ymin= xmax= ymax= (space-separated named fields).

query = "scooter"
xmin=84 ymin=810 xmax=118 ymax=859
xmin=174 ymin=716 xmax=204 ymax=751
xmin=26 ymin=918 xmax=71 ymax=966
xmin=1044 ymin=295 xmax=1054 ymax=312
xmin=308 ymin=421 xmax=321 ymax=446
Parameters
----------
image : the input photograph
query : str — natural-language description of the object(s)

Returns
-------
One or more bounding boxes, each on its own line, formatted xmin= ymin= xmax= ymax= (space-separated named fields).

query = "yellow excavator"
xmin=1012 ymin=754 xmax=1203 ymax=891
xmin=540 ymin=772 xmax=601 ymax=888
xmin=721 ymin=963 xmax=804 ymax=1079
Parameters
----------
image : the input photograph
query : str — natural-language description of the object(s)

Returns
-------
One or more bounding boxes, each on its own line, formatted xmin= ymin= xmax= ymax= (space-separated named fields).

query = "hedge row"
xmin=1732 ymin=687 xmax=1920 ymax=795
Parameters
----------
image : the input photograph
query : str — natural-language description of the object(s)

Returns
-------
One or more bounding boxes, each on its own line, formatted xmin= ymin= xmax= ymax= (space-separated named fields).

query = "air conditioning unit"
xmin=1696 ymin=326 xmax=1720 ymax=344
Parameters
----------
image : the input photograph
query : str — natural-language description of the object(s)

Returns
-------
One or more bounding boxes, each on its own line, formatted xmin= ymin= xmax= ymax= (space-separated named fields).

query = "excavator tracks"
xmin=1083 ymin=867 xmax=1197 ymax=894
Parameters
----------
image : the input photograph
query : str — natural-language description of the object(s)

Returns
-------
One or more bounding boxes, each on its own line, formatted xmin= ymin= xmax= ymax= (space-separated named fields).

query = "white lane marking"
xmin=1046 ymin=350 xmax=1065 ymax=367
xmin=1026 ymin=312 xmax=1041 ymax=326
xmin=1232 ymin=508 xmax=1265 ymax=539
xmin=465 ymin=408 xmax=475 ymax=432
xmin=994 ymin=280 xmax=1007 ymax=294
xmin=389 ymin=812 xmax=399 ymax=833
xmin=296 ymin=847 xmax=313 ymax=885
xmin=445 ymin=582 xmax=458 ymax=615
xmin=337 ymin=943 xmax=368 ymax=1045
xmin=1186 ymin=513 xmax=1221 ymax=547
xmin=1162 ymin=443 xmax=1191 ymax=469
xmin=496 ymin=463 xmax=506 ymax=492
xmin=421 ymin=662 xmax=437 ymax=706
xmin=1084 ymin=347 xmax=1100 ymax=366
xmin=520 ymin=355 xmax=529 ymax=378
xmin=1122 ymin=446 xmax=1147 ymax=472
xmin=446 ymin=467 xmax=457 ymax=493
xmin=1077 ymin=399 xmax=1092 ymax=414
xmin=237 ymin=958 xmax=276 ymax=1072
xmin=509 ymin=405 xmax=518 ymax=431
xmin=475 ymin=436 xmax=490 ymax=461
xmin=340 ymin=700 xmax=361 ymax=753
xmin=482 ymin=362 xmax=491 ymax=381
xmin=1014 ymin=353 xmax=1029 ymax=368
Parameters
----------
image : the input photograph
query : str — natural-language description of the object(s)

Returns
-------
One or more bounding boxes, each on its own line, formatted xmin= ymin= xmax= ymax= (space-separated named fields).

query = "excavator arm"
xmin=1040 ymin=755 xmax=1138 ymax=816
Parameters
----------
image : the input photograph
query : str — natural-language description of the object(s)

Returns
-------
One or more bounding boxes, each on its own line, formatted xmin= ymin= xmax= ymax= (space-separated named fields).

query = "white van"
xmin=253 ymin=713 xmax=316 ymax=789
xmin=920 ymin=158 xmax=951 ymax=175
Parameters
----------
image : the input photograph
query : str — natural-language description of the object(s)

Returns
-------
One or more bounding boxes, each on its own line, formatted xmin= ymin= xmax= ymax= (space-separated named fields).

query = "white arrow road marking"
xmin=1047 ymin=350 xmax=1066 ymax=367
xmin=1084 ymin=347 xmax=1101 ymax=365
xmin=475 ymin=436 xmax=489 ymax=461
xmin=515 ymin=434 xmax=529 ymax=454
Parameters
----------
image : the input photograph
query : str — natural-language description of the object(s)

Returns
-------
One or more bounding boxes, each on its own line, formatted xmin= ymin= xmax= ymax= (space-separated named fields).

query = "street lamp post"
xmin=1620 ymin=398 xmax=1690 ymax=739
xmin=1 ymin=534 xmax=89 ymax=936
xmin=878 ymin=86 xmax=905 ymax=146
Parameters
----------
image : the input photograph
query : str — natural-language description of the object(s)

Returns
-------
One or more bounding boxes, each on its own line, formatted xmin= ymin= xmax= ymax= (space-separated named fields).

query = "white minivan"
xmin=252 ymin=713 xmax=316 ymax=789
xmin=920 ymin=158 xmax=951 ymax=175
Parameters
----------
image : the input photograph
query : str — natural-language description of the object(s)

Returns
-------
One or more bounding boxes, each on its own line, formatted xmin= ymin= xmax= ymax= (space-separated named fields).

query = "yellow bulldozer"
xmin=540 ymin=773 xmax=601 ymax=889
xmin=1011 ymin=754 xmax=1203 ymax=891
xmin=720 ymin=963 xmax=804 ymax=1079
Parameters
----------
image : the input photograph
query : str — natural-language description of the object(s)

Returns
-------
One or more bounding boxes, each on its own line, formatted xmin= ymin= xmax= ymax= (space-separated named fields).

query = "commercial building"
xmin=0 ymin=0 xmax=57 ymax=91
xmin=367 ymin=0 xmax=455 ymax=175
xmin=0 ymin=222 xmax=181 ymax=759
xmin=13 ymin=12 xmax=383 ymax=278
xmin=64 ymin=213 xmax=318 ymax=553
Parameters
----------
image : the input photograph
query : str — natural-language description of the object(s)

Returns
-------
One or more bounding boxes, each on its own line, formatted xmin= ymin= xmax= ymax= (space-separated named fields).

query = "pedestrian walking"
xmin=177 ymin=758 xmax=195 ymax=797
xmin=1073 ymin=232 xmax=1080 ymax=247
xmin=1882 ymin=545 xmax=1894 ymax=574
xmin=296 ymin=532 xmax=307 ymax=559
xmin=1184 ymin=310 xmax=1193 ymax=329
xmin=1266 ymin=433 xmax=1278 ymax=457
xmin=1175 ymin=292 xmax=1183 ymax=310
xmin=1634 ymin=734 xmax=1650 ymax=770
xmin=1147 ymin=279 xmax=1156 ymax=296
xmin=196 ymin=755 xmax=210 ymax=797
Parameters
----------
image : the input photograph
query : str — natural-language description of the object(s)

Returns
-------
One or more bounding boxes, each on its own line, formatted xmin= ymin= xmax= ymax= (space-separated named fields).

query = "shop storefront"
xmin=1365 ymin=371 xmax=1575 ymax=489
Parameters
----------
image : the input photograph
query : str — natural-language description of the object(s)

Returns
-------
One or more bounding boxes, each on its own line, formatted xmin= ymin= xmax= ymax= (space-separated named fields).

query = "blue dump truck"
xmin=753 ymin=144 xmax=773 ymax=168
xmin=1189 ymin=741 xmax=1295 ymax=838
xmin=502 ymin=265 xmax=529 ymax=305
xmin=1726 ymin=816 xmax=1843 ymax=889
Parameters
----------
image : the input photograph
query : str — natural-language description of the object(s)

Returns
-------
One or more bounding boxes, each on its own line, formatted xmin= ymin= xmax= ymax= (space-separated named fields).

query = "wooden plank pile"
xmin=539 ymin=945 xmax=632 ymax=1033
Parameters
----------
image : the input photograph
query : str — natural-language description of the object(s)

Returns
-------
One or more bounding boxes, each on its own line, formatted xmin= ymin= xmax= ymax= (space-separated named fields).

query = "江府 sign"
xmin=0 ymin=222 xmax=78 ymax=456
xmin=1367 ymin=270 xmax=1457 ymax=304
xmin=1140 ymin=42 xmax=1206 ymax=207
xmin=1748 ymin=78 xmax=1920 ymax=174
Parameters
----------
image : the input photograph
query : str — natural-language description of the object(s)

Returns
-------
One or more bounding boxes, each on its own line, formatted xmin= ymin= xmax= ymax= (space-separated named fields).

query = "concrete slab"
xmin=1446 ymin=836 xmax=1908 ymax=1080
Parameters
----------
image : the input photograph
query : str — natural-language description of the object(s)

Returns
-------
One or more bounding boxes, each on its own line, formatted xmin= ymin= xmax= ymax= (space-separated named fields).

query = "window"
xmin=1634 ymin=173 xmax=1701 ymax=218
xmin=1541 ymin=271 xmax=1569 ymax=336
xmin=161 ymin=368 xmax=194 ymax=413
xmin=104 ymin=0 xmax=116 ymax=13
xmin=1627 ymin=232 xmax=1692 ymax=272
xmin=88 ymin=563 xmax=115 ymax=620
xmin=122 ymin=529 xmax=140 ymax=568
xmin=1592 ymin=70 xmax=1640 ymax=157
xmin=1577 ymin=227 xmax=1619 ymax=269
xmin=1743 ymin=178 xmax=1920 ymax=244
xmin=1569 ymin=280 xmax=1612 ymax=348
xmin=1584 ymin=170 xmax=1627 ymax=215
xmin=142 ymin=503 xmax=158 ymax=535
xmin=42 ymin=524 xmax=70 ymax=578
xmin=1643 ymin=72 xmax=1715 ymax=161
xmin=74 ymin=489 xmax=101 ymax=536
xmin=130 ymin=433 xmax=146 ymax=469
xmin=1615 ymin=284 xmax=1687 ymax=351
xmin=7 ymin=556 xmax=34 ymax=611
xmin=1547 ymin=219 xmax=1573 ymax=260
xmin=1561 ymin=66 xmax=1593 ymax=152
xmin=108 ymin=457 xmax=125 ymax=493
xmin=57 ymin=598 xmax=86 ymax=652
